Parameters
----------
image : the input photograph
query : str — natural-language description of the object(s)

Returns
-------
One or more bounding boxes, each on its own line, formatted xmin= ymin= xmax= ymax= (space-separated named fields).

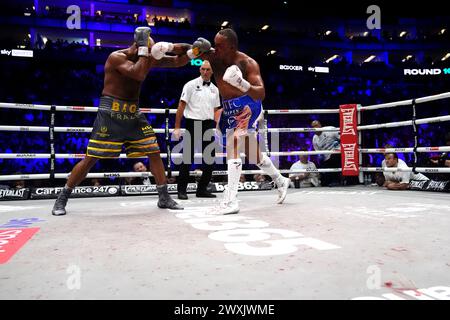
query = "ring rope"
xmin=1 ymin=92 xmax=449 ymax=182
xmin=0 ymin=125 xmax=343 ymax=134
xmin=357 ymin=115 xmax=450 ymax=131
xmin=0 ymin=150 xmax=342 ymax=159
xmin=0 ymin=168 xmax=344 ymax=182
xmin=411 ymin=98 xmax=419 ymax=174
xmin=1 ymin=147 xmax=448 ymax=160
xmin=49 ymin=105 xmax=56 ymax=181
xmin=164 ymin=107 xmax=172 ymax=178
xmin=2 ymin=92 xmax=448 ymax=114
xmin=358 ymin=92 xmax=450 ymax=111
xmin=3 ymin=167 xmax=450 ymax=182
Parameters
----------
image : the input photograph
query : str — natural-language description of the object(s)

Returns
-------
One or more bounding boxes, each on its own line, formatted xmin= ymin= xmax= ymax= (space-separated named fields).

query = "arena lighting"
xmin=400 ymin=31 xmax=407 ymax=37
xmin=261 ymin=25 xmax=270 ymax=30
xmin=267 ymin=50 xmax=276 ymax=56
xmin=96 ymin=39 xmax=101 ymax=46
xmin=42 ymin=37 xmax=48 ymax=45
xmin=221 ymin=21 xmax=229 ymax=27
xmin=363 ymin=31 xmax=369 ymax=36
xmin=402 ymin=55 xmax=413 ymax=62
xmin=364 ymin=55 xmax=376 ymax=63
xmin=442 ymin=53 xmax=450 ymax=61
xmin=440 ymin=29 xmax=446 ymax=35
xmin=325 ymin=30 xmax=332 ymax=36
xmin=27 ymin=34 xmax=31 ymax=38
xmin=325 ymin=54 xmax=339 ymax=63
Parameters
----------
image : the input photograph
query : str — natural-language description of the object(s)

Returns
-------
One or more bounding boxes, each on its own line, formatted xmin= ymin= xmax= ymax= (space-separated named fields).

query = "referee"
xmin=173 ymin=60 xmax=221 ymax=199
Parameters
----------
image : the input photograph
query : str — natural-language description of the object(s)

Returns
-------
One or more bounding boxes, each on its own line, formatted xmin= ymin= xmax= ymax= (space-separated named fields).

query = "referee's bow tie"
xmin=203 ymin=81 xmax=211 ymax=86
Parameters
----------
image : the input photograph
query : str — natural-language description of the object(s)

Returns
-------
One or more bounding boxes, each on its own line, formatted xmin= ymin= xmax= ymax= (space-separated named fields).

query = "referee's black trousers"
xmin=177 ymin=118 xmax=216 ymax=194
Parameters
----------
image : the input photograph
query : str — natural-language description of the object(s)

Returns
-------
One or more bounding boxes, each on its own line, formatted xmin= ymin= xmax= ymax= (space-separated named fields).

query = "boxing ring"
xmin=0 ymin=92 xmax=450 ymax=300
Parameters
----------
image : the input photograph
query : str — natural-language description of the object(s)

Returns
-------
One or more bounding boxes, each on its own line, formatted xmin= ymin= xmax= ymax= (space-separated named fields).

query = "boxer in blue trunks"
xmin=219 ymin=95 xmax=262 ymax=137
xmin=201 ymin=28 xmax=290 ymax=215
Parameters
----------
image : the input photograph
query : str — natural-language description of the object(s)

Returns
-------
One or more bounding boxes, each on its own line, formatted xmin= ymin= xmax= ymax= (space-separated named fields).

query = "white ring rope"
xmin=1 ymin=92 xmax=449 ymax=182
xmin=357 ymin=115 xmax=450 ymax=131
xmin=4 ymin=116 xmax=450 ymax=133
xmin=266 ymin=109 xmax=339 ymax=114
xmin=0 ymin=125 xmax=341 ymax=134
xmin=0 ymin=102 xmax=339 ymax=115
xmin=261 ymin=127 xmax=339 ymax=133
xmin=361 ymin=167 xmax=450 ymax=174
xmin=3 ymin=167 xmax=450 ymax=182
xmin=360 ymin=146 xmax=450 ymax=153
xmin=2 ymin=146 xmax=448 ymax=160
xmin=359 ymin=92 xmax=450 ymax=111
xmin=0 ymin=150 xmax=341 ymax=159
xmin=2 ymin=92 xmax=448 ymax=114
xmin=0 ymin=126 xmax=173 ymax=133
xmin=0 ymin=102 xmax=174 ymax=114
xmin=0 ymin=168 xmax=343 ymax=182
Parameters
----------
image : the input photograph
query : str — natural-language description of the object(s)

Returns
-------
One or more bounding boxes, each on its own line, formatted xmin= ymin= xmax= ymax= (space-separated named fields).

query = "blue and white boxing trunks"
xmin=218 ymin=95 xmax=263 ymax=136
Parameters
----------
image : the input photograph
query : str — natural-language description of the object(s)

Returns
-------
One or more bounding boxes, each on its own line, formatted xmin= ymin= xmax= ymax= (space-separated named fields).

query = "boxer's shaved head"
xmin=311 ymin=120 xmax=322 ymax=128
xmin=218 ymin=28 xmax=238 ymax=49
xmin=215 ymin=28 xmax=239 ymax=60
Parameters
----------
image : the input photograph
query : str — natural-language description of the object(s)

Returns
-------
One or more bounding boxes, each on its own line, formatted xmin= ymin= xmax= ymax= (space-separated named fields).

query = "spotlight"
xmin=325 ymin=55 xmax=339 ymax=63
xmin=364 ymin=55 xmax=376 ymax=63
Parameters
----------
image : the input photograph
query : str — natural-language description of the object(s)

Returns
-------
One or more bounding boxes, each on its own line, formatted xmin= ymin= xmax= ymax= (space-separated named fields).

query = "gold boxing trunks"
xmin=86 ymin=95 xmax=160 ymax=158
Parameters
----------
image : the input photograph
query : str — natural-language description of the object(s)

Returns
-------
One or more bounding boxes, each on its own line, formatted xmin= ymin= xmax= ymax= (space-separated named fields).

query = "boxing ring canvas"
xmin=1 ymin=186 xmax=449 ymax=300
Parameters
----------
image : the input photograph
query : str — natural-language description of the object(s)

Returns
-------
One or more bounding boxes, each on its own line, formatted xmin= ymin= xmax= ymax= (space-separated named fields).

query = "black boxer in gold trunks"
xmin=52 ymin=27 xmax=212 ymax=215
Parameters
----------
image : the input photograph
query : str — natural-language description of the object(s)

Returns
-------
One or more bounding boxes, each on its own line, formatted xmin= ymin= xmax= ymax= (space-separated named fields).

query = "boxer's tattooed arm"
xmin=242 ymin=58 xmax=265 ymax=101
xmin=238 ymin=59 xmax=249 ymax=76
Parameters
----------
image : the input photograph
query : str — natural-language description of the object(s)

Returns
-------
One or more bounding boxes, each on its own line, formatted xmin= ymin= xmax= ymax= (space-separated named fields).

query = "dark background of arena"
xmin=0 ymin=0 xmax=448 ymax=188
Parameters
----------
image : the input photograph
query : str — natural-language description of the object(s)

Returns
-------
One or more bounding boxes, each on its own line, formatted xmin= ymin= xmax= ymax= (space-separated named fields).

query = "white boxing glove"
xmin=150 ymin=42 xmax=174 ymax=60
xmin=223 ymin=65 xmax=251 ymax=93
